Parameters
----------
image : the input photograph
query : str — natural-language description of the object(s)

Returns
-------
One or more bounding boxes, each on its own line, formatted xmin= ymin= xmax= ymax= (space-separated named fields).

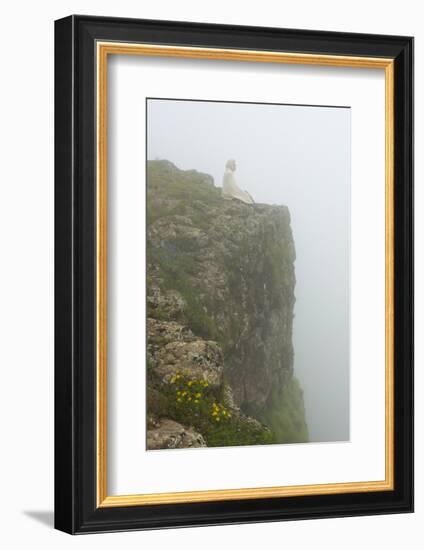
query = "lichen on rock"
xmin=147 ymin=418 xmax=206 ymax=450
xmin=154 ymin=339 xmax=224 ymax=387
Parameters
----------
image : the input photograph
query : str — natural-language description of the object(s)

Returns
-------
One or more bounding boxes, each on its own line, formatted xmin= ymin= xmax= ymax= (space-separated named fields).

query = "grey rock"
xmin=147 ymin=418 xmax=206 ymax=450
xmin=155 ymin=340 xmax=223 ymax=386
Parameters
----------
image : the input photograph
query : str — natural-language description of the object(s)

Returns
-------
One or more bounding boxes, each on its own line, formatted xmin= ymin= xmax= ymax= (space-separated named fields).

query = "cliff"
xmin=146 ymin=160 xmax=308 ymax=449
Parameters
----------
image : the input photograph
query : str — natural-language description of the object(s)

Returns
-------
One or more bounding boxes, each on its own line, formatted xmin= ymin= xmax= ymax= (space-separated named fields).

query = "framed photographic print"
xmin=54 ymin=15 xmax=414 ymax=534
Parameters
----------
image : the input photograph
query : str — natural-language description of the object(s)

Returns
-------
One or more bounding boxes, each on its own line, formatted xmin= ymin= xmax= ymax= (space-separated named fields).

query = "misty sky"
xmin=147 ymin=98 xmax=350 ymax=443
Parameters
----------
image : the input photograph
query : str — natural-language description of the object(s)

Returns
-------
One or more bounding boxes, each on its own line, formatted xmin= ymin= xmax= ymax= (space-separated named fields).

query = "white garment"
xmin=222 ymin=169 xmax=254 ymax=204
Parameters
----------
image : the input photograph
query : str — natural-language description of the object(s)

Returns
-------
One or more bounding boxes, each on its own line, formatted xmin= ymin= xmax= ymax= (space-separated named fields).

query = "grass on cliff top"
xmin=147 ymin=160 xmax=222 ymax=213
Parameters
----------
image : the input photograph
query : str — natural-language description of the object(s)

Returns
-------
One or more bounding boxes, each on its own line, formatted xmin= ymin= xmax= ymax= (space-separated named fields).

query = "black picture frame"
xmin=55 ymin=14 xmax=414 ymax=534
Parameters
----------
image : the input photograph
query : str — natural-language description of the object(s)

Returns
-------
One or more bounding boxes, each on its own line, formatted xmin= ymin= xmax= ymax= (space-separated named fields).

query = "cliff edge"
xmin=146 ymin=160 xmax=308 ymax=448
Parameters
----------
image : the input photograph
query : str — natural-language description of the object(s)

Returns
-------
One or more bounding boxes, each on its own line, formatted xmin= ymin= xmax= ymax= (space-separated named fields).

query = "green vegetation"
xmin=146 ymin=161 xmax=222 ymax=340
xmin=147 ymin=160 xmax=222 ymax=214
xmin=147 ymin=244 xmax=217 ymax=340
xmin=206 ymin=416 xmax=276 ymax=447
xmin=148 ymin=335 xmax=169 ymax=347
xmin=146 ymin=301 xmax=168 ymax=321
xmin=149 ymin=372 xmax=276 ymax=448
xmin=146 ymin=386 xmax=169 ymax=418
xmin=147 ymin=161 xmax=221 ymax=230
xmin=149 ymin=247 xmax=217 ymax=339
xmin=258 ymin=377 xmax=309 ymax=444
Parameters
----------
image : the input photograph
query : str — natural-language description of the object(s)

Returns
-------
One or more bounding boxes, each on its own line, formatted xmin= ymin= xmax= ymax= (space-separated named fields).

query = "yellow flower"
xmin=203 ymin=382 xmax=208 ymax=387
xmin=194 ymin=399 xmax=199 ymax=404
xmin=177 ymin=398 xmax=182 ymax=403
xmin=177 ymin=391 xmax=181 ymax=396
xmin=188 ymin=397 xmax=192 ymax=401
xmin=215 ymin=417 xmax=220 ymax=422
xmin=195 ymin=393 xmax=201 ymax=398
xmin=212 ymin=411 xmax=218 ymax=416
xmin=188 ymin=381 xmax=193 ymax=386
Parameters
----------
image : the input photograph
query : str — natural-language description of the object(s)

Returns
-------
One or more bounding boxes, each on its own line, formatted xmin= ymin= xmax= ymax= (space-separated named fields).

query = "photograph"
xmin=51 ymin=12 xmax=413 ymax=535
xmin=146 ymin=98 xmax=351 ymax=450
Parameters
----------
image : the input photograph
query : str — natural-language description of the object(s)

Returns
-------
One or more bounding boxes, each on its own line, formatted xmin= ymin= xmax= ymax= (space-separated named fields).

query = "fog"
xmin=147 ymin=99 xmax=350 ymax=443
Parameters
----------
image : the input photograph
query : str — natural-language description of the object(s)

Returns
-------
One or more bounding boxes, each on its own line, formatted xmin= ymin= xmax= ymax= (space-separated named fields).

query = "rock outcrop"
xmin=146 ymin=160 xmax=308 ymax=449
xmin=147 ymin=418 xmax=206 ymax=450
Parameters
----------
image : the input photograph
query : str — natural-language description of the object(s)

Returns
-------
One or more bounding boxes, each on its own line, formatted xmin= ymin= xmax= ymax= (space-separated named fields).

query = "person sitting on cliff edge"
xmin=222 ymin=159 xmax=255 ymax=204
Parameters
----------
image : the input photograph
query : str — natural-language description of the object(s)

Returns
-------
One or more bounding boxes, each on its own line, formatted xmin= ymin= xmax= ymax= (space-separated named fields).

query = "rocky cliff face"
xmin=146 ymin=160 xmax=307 ymax=449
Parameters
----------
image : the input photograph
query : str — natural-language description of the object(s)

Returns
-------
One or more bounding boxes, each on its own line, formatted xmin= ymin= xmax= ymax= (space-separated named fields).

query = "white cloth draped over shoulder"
xmin=222 ymin=159 xmax=254 ymax=204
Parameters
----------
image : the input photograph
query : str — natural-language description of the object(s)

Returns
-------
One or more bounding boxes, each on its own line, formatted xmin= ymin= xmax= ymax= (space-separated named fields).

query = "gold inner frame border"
xmin=96 ymin=42 xmax=394 ymax=508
